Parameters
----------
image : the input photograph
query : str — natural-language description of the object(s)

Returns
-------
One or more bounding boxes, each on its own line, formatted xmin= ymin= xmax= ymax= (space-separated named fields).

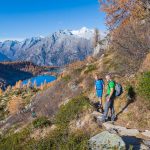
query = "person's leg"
xmin=110 ymin=97 xmax=116 ymax=121
xmin=97 ymin=90 xmax=103 ymax=109
xmin=99 ymin=97 xmax=102 ymax=106
xmin=102 ymin=98 xmax=110 ymax=122
xmin=99 ymin=97 xmax=104 ymax=113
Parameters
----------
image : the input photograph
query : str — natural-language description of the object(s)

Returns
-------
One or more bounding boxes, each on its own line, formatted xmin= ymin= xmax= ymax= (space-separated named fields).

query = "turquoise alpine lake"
xmin=22 ymin=75 xmax=57 ymax=87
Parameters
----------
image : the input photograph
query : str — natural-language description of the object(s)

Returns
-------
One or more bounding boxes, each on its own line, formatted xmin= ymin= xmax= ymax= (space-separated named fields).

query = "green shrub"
xmin=125 ymin=85 xmax=136 ymax=101
xmin=137 ymin=72 xmax=150 ymax=101
xmin=32 ymin=116 xmax=51 ymax=128
xmin=54 ymin=95 xmax=91 ymax=127
xmin=0 ymin=96 xmax=92 ymax=150
xmin=0 ymin=128 xmax=31 ymax=150
xmin=74 ymin=67 xmax=85 ymax=75
xmin=84 ymin=64 xmax=96 ymax=74
xmin=24 ymin=128 xmax=89 ymax=150
xmin=66 ymin=130 xmax=89 ymax=150
xmin=62 ymin=75 xmax=71 ymax=82
xmin=0 ymin=126 xmax=89 ymax=150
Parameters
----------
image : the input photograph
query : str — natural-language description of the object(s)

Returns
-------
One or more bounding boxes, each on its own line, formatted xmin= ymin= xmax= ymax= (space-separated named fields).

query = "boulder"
xmin=141 ymin=130 xmax=150 ymax=138
xmin=120 ymin=128 xmax=139 ymax=137
xmin=92 ymin=111 xmax=103 ymax=118
xmin=103 ymin=122 xmax=140 ymax=136
xmin=89 ymin=131 xmax=126 ymax=150
xmin=143 ymin=140 xmax=150 ymax=148
xmin=68 ymin=82 xmax=78 ymax=91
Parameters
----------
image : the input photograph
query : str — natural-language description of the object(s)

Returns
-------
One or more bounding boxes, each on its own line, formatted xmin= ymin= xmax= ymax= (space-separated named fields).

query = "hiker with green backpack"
xmin=101 ymin=74 xmax=123 ymax=122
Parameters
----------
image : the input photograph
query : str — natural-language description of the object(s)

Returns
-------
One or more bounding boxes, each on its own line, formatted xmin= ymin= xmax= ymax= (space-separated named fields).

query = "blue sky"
xmin=0 ymin=0 xmax=106 ymax=41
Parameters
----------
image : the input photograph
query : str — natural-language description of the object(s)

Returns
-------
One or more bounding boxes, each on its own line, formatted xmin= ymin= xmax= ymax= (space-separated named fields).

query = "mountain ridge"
xmin=0 ymin=27 xmax=96 ymax=66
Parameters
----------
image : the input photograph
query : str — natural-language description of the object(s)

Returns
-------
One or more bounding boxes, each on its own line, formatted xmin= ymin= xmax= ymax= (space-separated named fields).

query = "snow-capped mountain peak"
xmin=71 ymin=27 xmax=94 ymax=39
xmin=0 ymin=27 xmax=96 ymax=66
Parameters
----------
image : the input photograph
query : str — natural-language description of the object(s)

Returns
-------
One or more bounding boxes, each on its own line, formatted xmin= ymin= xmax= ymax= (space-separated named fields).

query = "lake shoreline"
xmin=22 ymin=74 xmax=57 ymax=87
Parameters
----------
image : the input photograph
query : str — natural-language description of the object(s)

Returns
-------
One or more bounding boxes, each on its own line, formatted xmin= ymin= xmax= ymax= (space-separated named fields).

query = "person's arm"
xmin=107 ymin=82 xmax=115 ymax=101
xmin=107 ymin=88 xmax=115 ymax=101
xmin=102 ymin=83 xmax=105 ymax=94
xmin=95 ymin=81 xmax=96 ymax=90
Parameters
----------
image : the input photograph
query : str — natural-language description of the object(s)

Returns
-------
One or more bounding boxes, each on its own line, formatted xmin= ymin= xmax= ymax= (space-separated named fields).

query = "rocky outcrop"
xmin=91 ymin=111 xmax=150 ymax=149
xmin=89 ymin=131 xmax=126 ymax=150
xmin=141 ymin=130 xmax=150 ymax=138
xmin=103 ymin=122 xmax=140 ymax=137
xmin=0 ymin=52 xmax=10 ymax=62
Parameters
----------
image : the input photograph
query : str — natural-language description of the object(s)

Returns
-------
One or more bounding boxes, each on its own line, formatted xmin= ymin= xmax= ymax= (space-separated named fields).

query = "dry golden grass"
xmin=7 ymin=96 xmax=25 ymax=115
xmin=140 ymin=53 xmax=150 ymax=72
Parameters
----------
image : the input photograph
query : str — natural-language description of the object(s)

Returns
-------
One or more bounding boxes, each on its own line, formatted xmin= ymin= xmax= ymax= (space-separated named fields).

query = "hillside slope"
xmin=0 ymin=49 xmax=150 ymax=149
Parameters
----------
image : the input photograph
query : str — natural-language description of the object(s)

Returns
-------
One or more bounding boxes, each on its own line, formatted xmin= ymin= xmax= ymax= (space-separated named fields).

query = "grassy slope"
xmin=0 ymin=50 xmax=150 ymax=149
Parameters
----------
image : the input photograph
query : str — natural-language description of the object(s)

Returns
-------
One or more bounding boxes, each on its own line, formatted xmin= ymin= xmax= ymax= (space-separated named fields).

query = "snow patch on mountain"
xmin=71 ymin=27 xmax=94 ymax=39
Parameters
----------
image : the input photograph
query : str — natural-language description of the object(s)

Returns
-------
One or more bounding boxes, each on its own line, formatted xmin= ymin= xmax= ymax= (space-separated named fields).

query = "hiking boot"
xmin=97 ymin=104 xmax=104 ymax=113
xmin=111 ymin=115 xmax=116 ymax=122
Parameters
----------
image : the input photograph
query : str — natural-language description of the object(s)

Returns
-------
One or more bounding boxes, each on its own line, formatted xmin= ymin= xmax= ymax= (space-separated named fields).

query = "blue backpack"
xmin=115 ymin=83 xmax=123 ymax=97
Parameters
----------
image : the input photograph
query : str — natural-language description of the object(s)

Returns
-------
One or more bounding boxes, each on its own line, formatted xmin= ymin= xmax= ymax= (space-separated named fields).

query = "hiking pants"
xmin=102 ymin=95 xmax=116 ymax=121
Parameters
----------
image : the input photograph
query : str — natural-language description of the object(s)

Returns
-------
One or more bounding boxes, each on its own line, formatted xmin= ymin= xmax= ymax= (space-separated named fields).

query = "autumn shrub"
xmin=32 ymin=116 xmax=51 ymax=128
xmin=137 ymin=72 xmax=150 ymax=102
xmin=0 ymin=87 xmax=40 ymax=121
xmin=7 ymin=96 xmax=25 ymax=115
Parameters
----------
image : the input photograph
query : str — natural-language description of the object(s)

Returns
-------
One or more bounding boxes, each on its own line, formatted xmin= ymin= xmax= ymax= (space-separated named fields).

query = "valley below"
xmin=0 ymin=61 xmax=59 ymax=89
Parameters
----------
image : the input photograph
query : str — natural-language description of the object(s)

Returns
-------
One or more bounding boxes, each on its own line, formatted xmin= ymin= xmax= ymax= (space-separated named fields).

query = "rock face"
xmin=141 ymin=130 xmax=150 ymax=138
xmin=89 ymin=131 xmax=126 ymax=150
xmin=93 ymin=43 xmax=105 ymax=58
xmin=91 ymin=115 xmax=150 ymax=150
xmin=0 ymin=27 xmax=95 ymax=66
xmin=0 ymin=52 xmax=10 ymax=62
xmin=103 ymin=122 xmax=140 ymax=136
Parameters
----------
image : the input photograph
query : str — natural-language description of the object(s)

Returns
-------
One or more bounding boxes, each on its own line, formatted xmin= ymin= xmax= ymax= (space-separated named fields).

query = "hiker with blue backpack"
xmin=94 ymin=73 xmax=104 ymax=113
xmin=101 ymin=74 xmax=123 ymax=122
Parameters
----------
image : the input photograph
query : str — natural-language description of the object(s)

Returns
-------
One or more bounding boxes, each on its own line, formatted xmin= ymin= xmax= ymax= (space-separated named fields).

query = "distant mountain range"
xmin=0 ymin=27 xmax=95 ymax=66
xmin=0 ymin=52 xmax=10 ymax=61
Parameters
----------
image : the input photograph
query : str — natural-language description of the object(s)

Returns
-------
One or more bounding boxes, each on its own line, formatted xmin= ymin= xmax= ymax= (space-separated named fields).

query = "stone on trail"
xmin=89 ymin=131 xmax=126 ymax=150
xmin=103 ymin=122 xmax=140 ymax=136
xmin=143 ymin=140 xmax=150 ymax=148
xmin=92 ymin=111 xmax=103 ymax=118
xmin=141 ymin=131 xmax=150 ymax=138
xmin=120 ymin=128 xmax=140 ymax=137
